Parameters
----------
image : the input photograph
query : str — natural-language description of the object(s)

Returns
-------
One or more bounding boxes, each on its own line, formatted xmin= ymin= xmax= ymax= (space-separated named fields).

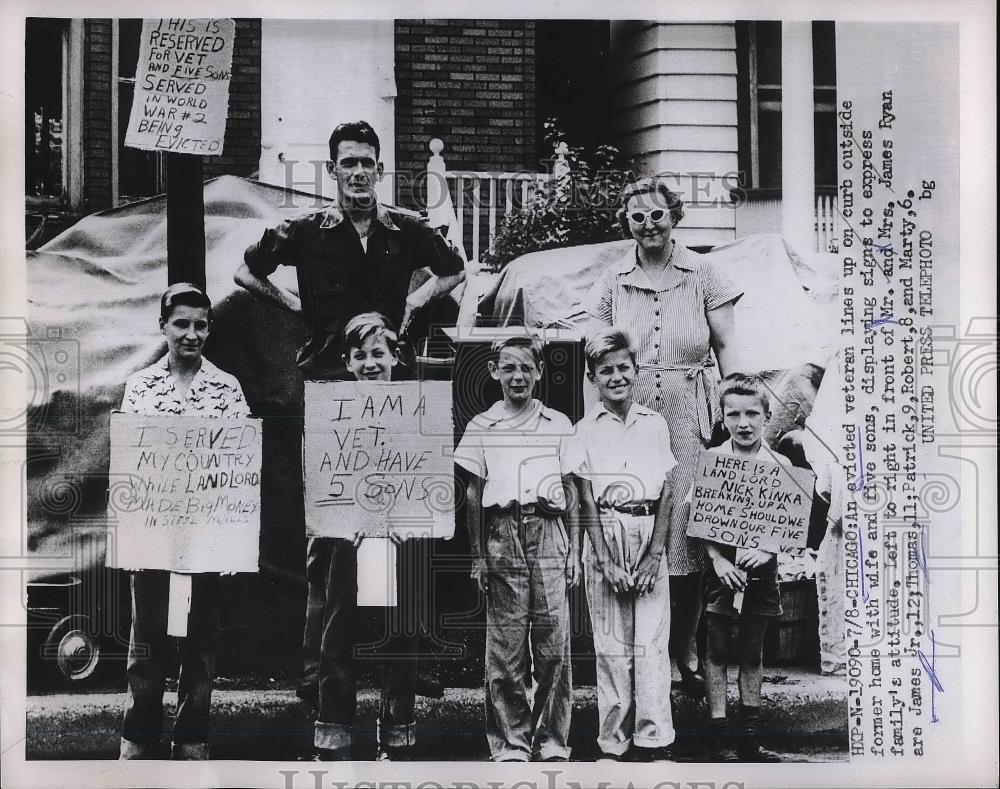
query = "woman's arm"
xmin=707 ymin=302 xmax=739 ymax=376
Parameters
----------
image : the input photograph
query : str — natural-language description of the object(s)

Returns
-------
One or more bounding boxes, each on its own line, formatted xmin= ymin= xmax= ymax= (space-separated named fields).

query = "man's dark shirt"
xmin=244 ymin=204 xmax=463 ymax=379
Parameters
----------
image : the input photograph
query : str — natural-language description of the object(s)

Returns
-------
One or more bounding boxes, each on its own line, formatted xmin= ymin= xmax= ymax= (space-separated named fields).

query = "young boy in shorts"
xmin=699 ymin=373 xmax=786 ymax=762
xmin=565 ymin=327 xmax=677 ymax=762
xmin=454 ymin=335 xmax=579 ymax=762
xmin=310 ymin=312 xmax=436 ymax=760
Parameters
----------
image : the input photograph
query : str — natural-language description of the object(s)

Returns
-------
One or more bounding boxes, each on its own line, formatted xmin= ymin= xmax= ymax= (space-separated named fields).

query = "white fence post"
xmin=425 ymin=138 xmax=449 ymax=230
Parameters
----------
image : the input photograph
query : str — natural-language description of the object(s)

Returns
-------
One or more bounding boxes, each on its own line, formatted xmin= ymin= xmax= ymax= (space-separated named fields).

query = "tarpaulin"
xmin=478 ymin=233 xmax=840 ymax=371
xmin=24 ymin=176 xmax=437 ymax=582
xmin=475 ymin=233 xmax=841 ymax=446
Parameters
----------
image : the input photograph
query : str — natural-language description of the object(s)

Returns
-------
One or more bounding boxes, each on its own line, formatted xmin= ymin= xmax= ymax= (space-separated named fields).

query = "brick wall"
xmin=83 ymin=19 xmax=113 ymax=212
xmin=394 ymin=19 xmax=536 ymax=211
xmin=203 ymin=18 xmax=261 ymax=180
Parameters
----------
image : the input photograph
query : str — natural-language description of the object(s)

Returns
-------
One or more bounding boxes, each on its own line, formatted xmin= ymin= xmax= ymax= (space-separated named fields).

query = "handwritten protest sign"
xmin=303 ymin=381 xmax=455 ymax=539
xmin=106 ymin=412 xmax=261 ymax=573
xmin=686 ymin=449 xmax=815 ymax=552
xmin=124 ymin=18 xmax=235 ymax=155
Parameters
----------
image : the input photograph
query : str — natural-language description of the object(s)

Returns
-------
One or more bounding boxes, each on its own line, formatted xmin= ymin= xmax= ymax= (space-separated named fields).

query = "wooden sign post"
xmin=124 ymin=18 xmax=236 ymax=288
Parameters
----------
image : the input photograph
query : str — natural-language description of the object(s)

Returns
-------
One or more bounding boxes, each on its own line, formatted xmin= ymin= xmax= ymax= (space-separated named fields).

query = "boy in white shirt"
xmin=454 ymin=335 xmax=578 ymax=762
xmin=564 ymin=327 xmax=677 ymax=762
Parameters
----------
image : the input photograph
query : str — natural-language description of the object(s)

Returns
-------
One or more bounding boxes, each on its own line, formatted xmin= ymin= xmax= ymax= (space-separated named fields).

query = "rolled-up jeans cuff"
xmin=377 ymin=719 xmax=416 ymax=748
xmin=119 ymin=737 xmax=161 ymax=760
xmin=633 ymin=733 xmax=676 ymax=748
xmin=536 ymin=744 xmax=572 ymax=761
xmin=314 ymin=721 xmax=353 ymax=752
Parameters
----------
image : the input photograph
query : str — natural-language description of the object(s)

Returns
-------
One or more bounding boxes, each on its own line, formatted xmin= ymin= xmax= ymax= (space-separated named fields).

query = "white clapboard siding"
xmin=619 ymin=74 xmax=739 ymax=107
xmin=649 ymin=173 xmax=740 ymax=204
xmin=621 ymin=99 xmax=738 ymax=130
xmin=623 ymin=22 xmax=736 ymax=52
xmin=651 ymin=150 xmax=741 ymax=175
xmin=622 ymin=125 xmax=739 ymax=154
xmin=614 ymin=22 xmax=740 ymax=243
xmin=623 ymin=49 xmax=738 ymax=79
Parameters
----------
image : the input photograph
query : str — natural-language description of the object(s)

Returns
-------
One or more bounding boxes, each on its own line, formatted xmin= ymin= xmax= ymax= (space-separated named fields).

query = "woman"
xmin=118 ymin=283 xmax=250 ymax=759
xmin=586 ymin=178 xmax=742 ymax=695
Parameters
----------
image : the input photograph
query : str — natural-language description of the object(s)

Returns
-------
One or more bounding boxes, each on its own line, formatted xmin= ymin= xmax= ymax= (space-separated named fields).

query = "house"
xmin=25 ymin=18 xmax=838 ymax=254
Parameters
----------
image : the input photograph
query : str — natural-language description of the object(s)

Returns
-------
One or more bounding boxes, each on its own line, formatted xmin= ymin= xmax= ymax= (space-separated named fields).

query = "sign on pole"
xmin=106 ymin=412 xmax=262 ymax=573
xmin=303 ymin=381 xmax=456 ymax=540
xmin=686 ymin=448 xmax=815 ymax=553
xmin=124 ymin=18 xmax=235 ymax=155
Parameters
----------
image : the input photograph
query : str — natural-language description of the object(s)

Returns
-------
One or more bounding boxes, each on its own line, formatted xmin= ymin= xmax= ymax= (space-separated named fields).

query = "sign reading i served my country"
xmin=106 ymin=412 xmax=261 ymax=573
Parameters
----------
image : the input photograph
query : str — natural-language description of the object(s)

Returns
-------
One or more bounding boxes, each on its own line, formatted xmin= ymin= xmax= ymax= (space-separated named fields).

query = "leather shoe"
xmin=675 ymin=666 xmax=706 ymax=698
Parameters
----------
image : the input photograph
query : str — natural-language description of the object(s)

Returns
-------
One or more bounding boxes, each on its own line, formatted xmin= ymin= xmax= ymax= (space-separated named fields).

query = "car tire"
xmin=42 ymin=614 xmax=102 ymax=688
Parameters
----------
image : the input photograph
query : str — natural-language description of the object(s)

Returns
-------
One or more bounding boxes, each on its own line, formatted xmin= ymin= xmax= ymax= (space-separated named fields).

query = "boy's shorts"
xmin=704 ymin=570 xmax=782 ymax=618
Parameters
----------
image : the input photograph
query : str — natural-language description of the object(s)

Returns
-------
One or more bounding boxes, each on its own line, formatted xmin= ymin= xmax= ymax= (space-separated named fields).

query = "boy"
xmin=454 ymin=335 xmax=579 ymax=762
xmin=309 ymin=312 xmax=429 ymax=760
xmin=699 ymin=373 xmax=786 ymax=762
xmin=118 ymin=283 xmax=250 ymax=760
xmin=565 ymin=327 xmax=677 ymax=763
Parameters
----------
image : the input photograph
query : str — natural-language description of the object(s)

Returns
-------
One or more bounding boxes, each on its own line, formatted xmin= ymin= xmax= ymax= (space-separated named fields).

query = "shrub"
xmin=480 ymin=121 xmax=633 ymax=270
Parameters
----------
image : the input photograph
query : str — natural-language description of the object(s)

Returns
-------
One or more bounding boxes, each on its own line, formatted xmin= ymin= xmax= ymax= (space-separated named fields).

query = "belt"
xmin=489 ymin=501 xmax=562 ymax=518
xmin=600 ymin=500 xmax=659 ymax=517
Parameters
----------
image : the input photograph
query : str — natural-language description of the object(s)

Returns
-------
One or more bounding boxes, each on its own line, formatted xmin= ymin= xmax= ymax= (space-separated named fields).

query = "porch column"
xmin=781 ymin=22 xmax=815 ymax=253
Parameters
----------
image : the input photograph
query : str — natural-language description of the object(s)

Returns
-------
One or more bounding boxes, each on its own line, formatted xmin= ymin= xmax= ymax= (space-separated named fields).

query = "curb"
xmin=27 ymin=670 xmax=846 ymax=761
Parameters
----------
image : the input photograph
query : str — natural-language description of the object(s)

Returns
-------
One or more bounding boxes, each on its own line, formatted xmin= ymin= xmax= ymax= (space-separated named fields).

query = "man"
xmin=236 ymin=121 xmax=465 ymax=760
xmin=236 ymin=119 xmax=465 ymax=380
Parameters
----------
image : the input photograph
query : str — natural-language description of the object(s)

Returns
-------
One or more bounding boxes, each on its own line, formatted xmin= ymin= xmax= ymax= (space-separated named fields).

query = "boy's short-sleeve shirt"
xmin=454 ymin=399 xmax=573 ymax=509
xmin=564 ymin=402 xmax=676 ymax=504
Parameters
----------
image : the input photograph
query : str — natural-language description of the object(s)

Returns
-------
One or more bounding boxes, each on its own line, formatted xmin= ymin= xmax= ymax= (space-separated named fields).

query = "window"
xmin=25 ymin=18 xmax=84 ymax=207
xmin=25 ymin=19 xmax=64 ymax=201
xmin=114 ymin=19 xmax=165 ymax=203
xmin=736 ymin=21 xmax=837 ymax=192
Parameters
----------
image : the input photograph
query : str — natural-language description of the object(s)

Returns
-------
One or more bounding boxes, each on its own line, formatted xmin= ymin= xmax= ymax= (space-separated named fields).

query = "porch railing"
xmin=426 ymin=138 xmax=842 ymax=261
xmin=425 ymin=138 xmax=567 ymax=265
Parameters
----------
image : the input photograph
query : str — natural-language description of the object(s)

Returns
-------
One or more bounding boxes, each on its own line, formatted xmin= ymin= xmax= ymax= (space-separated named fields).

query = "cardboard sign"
xmin=686 ymin=449 xmax=815 ymax=552
xmin=356 ymin=538 xmax=397 ymax=607
xmin=106 ymin=412 xmax=261 ymax=573
xmin=124 ymin=18 xmax=235 ymax=155
xmin=303 ymin=381 xmax=455 ymax=539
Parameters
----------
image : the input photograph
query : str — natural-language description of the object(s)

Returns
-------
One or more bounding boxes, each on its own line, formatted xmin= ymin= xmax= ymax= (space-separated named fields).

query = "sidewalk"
xmin=26 ymin=668 xmax=845 ymax=761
